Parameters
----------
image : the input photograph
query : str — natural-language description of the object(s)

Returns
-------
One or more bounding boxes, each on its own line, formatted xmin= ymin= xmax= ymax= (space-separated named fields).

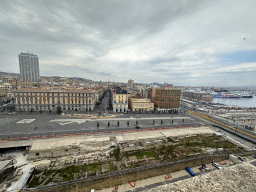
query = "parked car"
xmin=238 ymin=156 xmax=246 ymax=162
xmin=135 ymin=126 xmax=140 ymax=129
xmin=212 ymin=161 xmax=222 ymax=169
xmin=202 ymin=164 xmax=209 ymax=171
xmin=185 ymin=167 xmax=195 ymax=176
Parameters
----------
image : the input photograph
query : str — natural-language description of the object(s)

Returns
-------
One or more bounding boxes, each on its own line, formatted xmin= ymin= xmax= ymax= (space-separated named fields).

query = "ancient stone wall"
xmin=22 ymin=154 xmax=228 ymax=192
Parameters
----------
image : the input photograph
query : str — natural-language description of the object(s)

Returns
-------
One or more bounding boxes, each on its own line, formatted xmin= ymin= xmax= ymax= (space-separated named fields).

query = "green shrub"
xmin=88 ymin=163 xmax=102 ymax=172
xmin=44 ymin=177 xmax=53 ymax=185
xmin=167 ymin=137 xmax=175 ymax=142
xmin=112 ymin=148 xmax=120 ymax=160
xmin=28 ymin=176 xmax=41 ymax=188
xmin=135 ymin=151 xmax=144 ymax=159
xmin=144 ymin=151 xmax=156 ymax=158
xmin=43 ymin=169 xmax=55 ymax=177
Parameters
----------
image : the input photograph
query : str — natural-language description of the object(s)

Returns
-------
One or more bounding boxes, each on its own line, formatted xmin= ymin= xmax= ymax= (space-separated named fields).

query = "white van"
xmin=212 ymin=161 xmax=222 ymax=169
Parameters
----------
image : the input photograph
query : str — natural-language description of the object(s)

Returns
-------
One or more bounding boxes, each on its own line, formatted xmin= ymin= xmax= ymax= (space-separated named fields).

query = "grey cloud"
xmin=73 ymin=65 xmax=112 ymax=77
xmin=0 ymin=0 xmax=213 ymax=59
xmin=1 ymin=0 xmax=213 ymax=42
xmin=147 ymin=57 xmax=179 ymax=65
xmin=1 ymin=0 xmax=256 ymax=86
xmin=151 ymin=69 xmax=168 ymax=73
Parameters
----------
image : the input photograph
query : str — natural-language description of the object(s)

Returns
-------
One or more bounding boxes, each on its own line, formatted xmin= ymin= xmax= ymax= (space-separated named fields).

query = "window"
xmin=36 ymin=153 xmax=39 ymax=156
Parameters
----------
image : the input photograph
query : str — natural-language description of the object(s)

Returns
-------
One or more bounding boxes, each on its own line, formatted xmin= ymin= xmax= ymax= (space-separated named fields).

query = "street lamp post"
xmin=7 ymin=115 xmax=9 ymax=135
xmin=235 ymin=123 xmax=238 ymax=135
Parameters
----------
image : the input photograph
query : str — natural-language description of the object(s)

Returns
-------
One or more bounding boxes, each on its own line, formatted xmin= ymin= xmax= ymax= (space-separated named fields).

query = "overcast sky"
xmin=1 ymin=0 xmax=256 ymax=86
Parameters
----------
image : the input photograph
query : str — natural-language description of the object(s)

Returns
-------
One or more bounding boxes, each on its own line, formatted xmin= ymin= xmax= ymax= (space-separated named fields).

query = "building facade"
xmin=19 ymin=52 xmax=40 ymax=82
xmin=128 ymin=79 xmax=134 ymax=88
xmin=129 ymin=98 xmax=154 ymax=112
xmin=0 ymin=83 xmax=12 ymax=91
xmin=14 ymin=88 xmax=96 ymax=112
xmin=112 ymin=93 xmax=128 ymax=113
xmin=141 ymin=87 xmax=150 ymax=98
xmin=182 ymin=91 xmax=213 ymax=102
xmin=149 ymin=87 xmax=181 ymax=112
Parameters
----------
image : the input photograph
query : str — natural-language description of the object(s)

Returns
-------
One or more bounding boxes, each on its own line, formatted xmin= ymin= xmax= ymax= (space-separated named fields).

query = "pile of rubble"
xmin=145 ymin=162 xmax=256 ymax=192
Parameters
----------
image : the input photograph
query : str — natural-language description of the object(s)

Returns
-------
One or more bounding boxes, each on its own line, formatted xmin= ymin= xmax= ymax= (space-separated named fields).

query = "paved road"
xmin=94 ymin=90 xmax=111 ymax=112
xmin=0 ymin=113 xmax=205 ymax=139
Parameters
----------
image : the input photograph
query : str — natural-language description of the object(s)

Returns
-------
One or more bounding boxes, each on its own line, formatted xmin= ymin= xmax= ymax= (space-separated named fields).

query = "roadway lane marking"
xmin=189 ymin=111 xmax=256 ymax=139
xmin=59 ymin=122 xmax=74 ymax=126
xmin=17 ymin=119 xmax=35 ymax=124
xmin=50 ymin=119 xmax=87 ymax=125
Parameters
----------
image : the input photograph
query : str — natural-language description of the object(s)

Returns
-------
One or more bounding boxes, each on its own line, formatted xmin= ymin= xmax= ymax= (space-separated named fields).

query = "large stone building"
xmin=14 ymin=88 xmax=96 ymax=112
xmin=149 ymin=87 xmax=181 ymax=112
xmin=19 ymin=52 xmax=40 ymax=82
xmin=182 ymin=91 xmax=213 ymax=102
xmin=129 ymin=98 xmax=154 ymax=112
xmin=112 ymin=91 xmax=128 ymax=113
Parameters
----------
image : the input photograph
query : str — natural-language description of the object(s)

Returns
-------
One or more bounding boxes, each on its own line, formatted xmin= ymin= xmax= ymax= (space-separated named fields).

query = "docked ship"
xmin=240 ymin=92 xmax=253 ymax=98
xmin=213 ymin=92 xmax=241 ymax=98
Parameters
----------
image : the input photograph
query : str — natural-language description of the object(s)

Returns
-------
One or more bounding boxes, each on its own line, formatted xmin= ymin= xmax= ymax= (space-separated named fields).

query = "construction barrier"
xmin=218 ymin=161 xmax=227 ymax=165
xmin=128 ymin=181 xmax=136 ymax=188
xmin=165 ymin=173 xmax=172 ymax=179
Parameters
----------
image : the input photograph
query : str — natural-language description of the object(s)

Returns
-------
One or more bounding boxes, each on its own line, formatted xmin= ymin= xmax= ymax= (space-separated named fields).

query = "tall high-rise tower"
xmin=19 ymin=52 xmax=40 ymax=82
xmin=128 ymin=79 xmax=134 ymax=88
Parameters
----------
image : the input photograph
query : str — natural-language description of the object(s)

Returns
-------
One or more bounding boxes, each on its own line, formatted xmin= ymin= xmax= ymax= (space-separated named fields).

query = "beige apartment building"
xmin=14 ymin=88 xmax=96 ymax=112
xmin=112 ymin=93 xmax=128 ymax=113
xmin=0 ymin=83 xmax=12 ymax=91
xmin=129 ymin=98 xmax=154 ymax=112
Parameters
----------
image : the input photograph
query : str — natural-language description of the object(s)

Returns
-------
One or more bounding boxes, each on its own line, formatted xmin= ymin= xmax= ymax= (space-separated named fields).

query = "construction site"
xmin=1 ymin=122 xmax=255 ymax=192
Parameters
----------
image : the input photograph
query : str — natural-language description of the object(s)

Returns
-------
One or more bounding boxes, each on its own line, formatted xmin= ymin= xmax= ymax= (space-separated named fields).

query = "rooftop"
xmin=130 ymin=98 xmax=152 ymax=103
xmin=14 ymin=88 xmax=95 ymax=93
xmin=19 ymin=52 xmax=38 ymax=56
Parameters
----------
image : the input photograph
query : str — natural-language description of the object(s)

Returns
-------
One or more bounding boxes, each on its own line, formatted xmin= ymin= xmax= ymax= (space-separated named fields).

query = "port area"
xmin=181 ymin=99 xmax=256 ymax=131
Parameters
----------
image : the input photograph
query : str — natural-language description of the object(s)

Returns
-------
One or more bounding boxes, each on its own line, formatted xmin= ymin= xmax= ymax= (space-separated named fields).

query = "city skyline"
xmin=1 ymin=0 xmax=256 ymax=86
